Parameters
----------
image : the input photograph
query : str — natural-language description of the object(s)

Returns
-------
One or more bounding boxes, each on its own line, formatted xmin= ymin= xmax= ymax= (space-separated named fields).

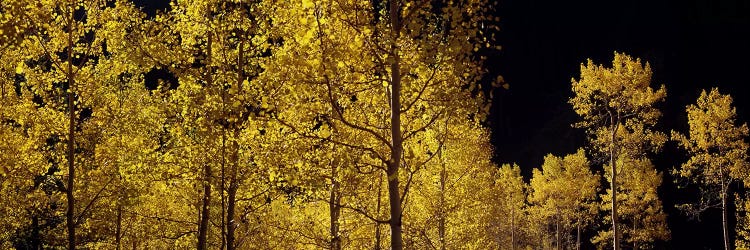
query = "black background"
xmin=491 ymin=0 xmax=750 ymax=248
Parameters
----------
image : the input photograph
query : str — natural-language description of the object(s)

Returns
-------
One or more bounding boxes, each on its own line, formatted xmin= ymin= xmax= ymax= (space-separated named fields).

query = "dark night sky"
xmin=490 ymin=0 xmax=750 ymax=248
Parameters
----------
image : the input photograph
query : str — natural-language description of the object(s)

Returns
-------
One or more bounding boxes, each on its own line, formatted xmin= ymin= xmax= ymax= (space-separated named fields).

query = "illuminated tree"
xmin=404 ymin=123 xmax=499 ymax=249
xmin=258 ymin=142 xmax=388 ymax=250
xmin=593 ymin=156 xmax=670 ymax=249
xmin=673 ymin=88 xmax=750 ymax=250
xmin=570 ymin=52 xmax=666 ymax=250
xmin=0 ymin=1 xmax=162 ymax=248
xmin=488 ymin=163 xmax=529 ymax=249
xmin=132 ymin=0 xmax=280 ymax=248
xmin=528 ymin=149 xmax=600 ymax=250
xmin=2 ymin=0 xmax=503 ymax=249
xmin=264 ymin=0 xmax=498 ymax=249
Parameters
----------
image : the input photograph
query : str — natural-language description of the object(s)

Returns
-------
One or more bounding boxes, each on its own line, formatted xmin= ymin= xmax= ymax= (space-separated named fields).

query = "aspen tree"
xmin=570 ymin=52 xmax=666 ymax=250
xmin=673 ymin=88 xmax=750 ymax=250
xmin=264 ymin=1 xmax=498 ymax=248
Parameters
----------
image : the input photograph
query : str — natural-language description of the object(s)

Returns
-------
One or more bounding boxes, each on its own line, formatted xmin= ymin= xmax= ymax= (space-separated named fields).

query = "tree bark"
xmin=722 ymin=182 xmax=730 ymax=250
xmin=226 ymin=38 xmax=244 ymax=250
xmin=197 ymin=162 xmax=212 ymax=250
xmin=387 ymin=162 xmax=402 ymax=250
xmin=116 ymin=106 xmax=124 ymax=250
xmin=226 ymin=142 xmax=238 ymax=249
xmin=375 ymin=172 xmax=383 ymax=250
xmin=387 ymin=0 xmax=403 ymax=249
xmin=556 ymin=212 xmax=560 ymax=250
xmin=610 ymin=115 xmax=620 ymax=250
xmin=330 ymin=163 xmax=342 ymax=250
xmin=221 ymin=120 xmax=226 ymax=250
xmin=226 ymin=178 xmax=237 ymax=250
xmin=197 ymin=32 xmax=214 ymax=250
xmin=66 ymin=5 xmax=77 ymax=249
xmin=577 ymin=222 xmax=581 ymax=250
xmin=511 ymin=202 xmax=515 ymax=250
xmin=116 ymin=205 xmax=122 ymax=250
xmin=32 ymin=216 xmax=40 ymax=250
xmin=438 ymin=150 xmax=447 ymax=250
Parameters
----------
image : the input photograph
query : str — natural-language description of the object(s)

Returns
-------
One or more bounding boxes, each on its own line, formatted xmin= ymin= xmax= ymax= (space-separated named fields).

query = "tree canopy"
xmin=2 ymin=2 xmax=750 ymax=250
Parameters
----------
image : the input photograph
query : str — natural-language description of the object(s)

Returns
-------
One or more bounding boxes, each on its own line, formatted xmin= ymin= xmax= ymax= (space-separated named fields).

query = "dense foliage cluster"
xmin=1 ymin=1 xmax=749 ymax=250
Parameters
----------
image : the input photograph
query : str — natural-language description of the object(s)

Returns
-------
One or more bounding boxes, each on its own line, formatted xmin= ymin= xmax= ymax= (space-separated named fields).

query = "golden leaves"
xmin=571 ymin=52 xmax=667 ymax=156
xmin=571 ymin=52 xmax=666 ymax=127
xmin=1 ymin=0 xmax=501 ymax=248
xmin=14 ymin=62 xmax=24 ymax=74
xmin=674 ymin=88 xmax=750 ymax=186
xmin=594 ymin=156 xmax=670 ymax=247
xmin=529 ymin=149 xmax=599 ymax=224
xmin=569 ymin=52 xmax=671 ymax=247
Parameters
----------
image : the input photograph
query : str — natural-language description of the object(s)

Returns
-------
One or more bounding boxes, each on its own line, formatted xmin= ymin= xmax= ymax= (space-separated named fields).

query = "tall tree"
xmin=0 ymin=61 xmax=57 ymax=248
xmin=133 ymin=1 xmax=278 ymax=248
xmin=570 ymin=52 xmax=666 ymax=250
xmin=264 ymin=0 xmax=498 ymax=249
xmin=487 ymin=163 xmax=528 ymax=249
xmin=673 ymin=88 xmax=750 ymax=250
xmin=0 ymin=1 xmax=154 ymax=248
xmin=593 ymin=156 xmax=670 ymax=249
xmin=404 ymin=122 xmax=498 ymax=249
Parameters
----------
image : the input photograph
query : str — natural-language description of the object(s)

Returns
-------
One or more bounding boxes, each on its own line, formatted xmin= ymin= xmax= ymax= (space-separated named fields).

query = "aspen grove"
xmin=2 ymin=1 xmax=750 ymax=250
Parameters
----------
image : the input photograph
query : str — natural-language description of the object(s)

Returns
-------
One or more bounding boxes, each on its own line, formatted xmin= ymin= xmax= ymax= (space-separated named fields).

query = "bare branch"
xmin=401 ymin=66 xmax=438 ymax=113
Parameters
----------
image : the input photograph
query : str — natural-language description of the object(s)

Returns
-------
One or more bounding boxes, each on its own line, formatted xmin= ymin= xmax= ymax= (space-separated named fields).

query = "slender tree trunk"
xmin=387 ymin=159 xmax=403 ymax=250
xmin=226 ymin=39 xmax=246 ymax=250
xmin=330 ymin=163 xmax=342 ymax=250
xmin=116 ymin=205 xmax=122 ymax=250
xmin=32 ymin=216 xmax=40 ymax=250
xmin=226 ymin=143 xmax=238 ymax=250
xmin=66 ymin=5 xmax=77 ymax=249
xmin=577 ymin=222 xmax=581 ymax=250
xmin=722 ymin=183 xmax=730 ymax=250
xmin=438 ymin=151 xmax=447 ymax=250
xmin=375 ymin=173 xmax=383 ymax=250
xmin=221 ymin=123 xmax=226 ymax=250
xmin=226 ymin=179 xmax=237 ymax=250
xmin=610 ymin=116 xmax=620 ymax=250
xmin=66 ymin=64 xmax=76 ymax=250
xmin=387 ymin=0 xmax=403 ymax=249
xmin=197 ymin=32 xmax=214 ymax=250
xmin=556 ymin=213 xmax=560 ymax=250
xmin=511 ymin=203 xmax=515 ymax=250
xmin=198 ymin=163 xmax=212 ymax=250
xmin=115 ymin=122 xmax=123 ymax=250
